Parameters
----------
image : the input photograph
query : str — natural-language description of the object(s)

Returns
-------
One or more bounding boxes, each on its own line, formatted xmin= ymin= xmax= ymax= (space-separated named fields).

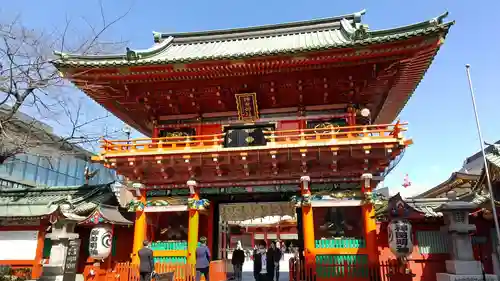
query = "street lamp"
xmin=123 ymin=125 xmax=131 ymax=150
xmin=360 ymin=108 xmax=371 ymax=118
xmin=465 ymin=64 xmax=500 ymax=257
xmin=360 ymin=108 xmax=371 ymax=125
xmin=123 ymin=125 xmax=131 ymax=140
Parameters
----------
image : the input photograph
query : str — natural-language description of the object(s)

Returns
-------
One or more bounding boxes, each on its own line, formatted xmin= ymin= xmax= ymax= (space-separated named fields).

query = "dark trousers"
xmin=233 ymin=264 xmax=243 ymax=281
xmin=256 ymin=273 xmax=269 ymax=281
xmin=140 ymin=272 xmax=151 ymax=281
xmin=196 ymin=267 xmax=209 ymax=281
xmin=275 ymin=266 xmax=280 ymax=281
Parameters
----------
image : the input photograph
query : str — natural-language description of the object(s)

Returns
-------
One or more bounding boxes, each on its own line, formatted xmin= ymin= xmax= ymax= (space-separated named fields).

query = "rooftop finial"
xmin=430 ymin=11 xmax=449 ymax=26
xmin=353 ymin=9 xmax=367 ymax=23
xmin=152 ymin=31 xmax=162 ymax=43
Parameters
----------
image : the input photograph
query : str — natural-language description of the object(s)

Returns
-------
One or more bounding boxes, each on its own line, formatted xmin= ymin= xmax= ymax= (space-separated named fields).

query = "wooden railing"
xmin=98 ymin=123 xmax=407 ymax=155
xmin=84 ymin=257 xmax=436 ymax=281
xmin=289 ymin=258 xmax=407 ymax=281
xmin=91 ymin=261 xmax=227 ymax=281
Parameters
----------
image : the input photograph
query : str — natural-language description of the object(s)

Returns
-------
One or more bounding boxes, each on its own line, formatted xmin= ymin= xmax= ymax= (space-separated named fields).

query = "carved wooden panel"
xmin=158 ymin=127 xmax=196 ymax=138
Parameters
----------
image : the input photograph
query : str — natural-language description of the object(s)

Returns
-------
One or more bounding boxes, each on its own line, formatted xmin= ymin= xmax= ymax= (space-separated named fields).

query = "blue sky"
xmin=3 ymin=0 xmax=499 ymax=196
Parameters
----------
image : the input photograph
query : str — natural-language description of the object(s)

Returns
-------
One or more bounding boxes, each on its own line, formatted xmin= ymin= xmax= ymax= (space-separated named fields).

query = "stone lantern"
xmin=435 ymin=191 xmax=498 ymax=281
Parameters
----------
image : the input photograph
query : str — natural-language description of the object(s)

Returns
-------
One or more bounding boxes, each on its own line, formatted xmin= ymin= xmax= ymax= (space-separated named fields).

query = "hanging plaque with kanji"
xmin=235 ymin=93 xmax=259 ymax=121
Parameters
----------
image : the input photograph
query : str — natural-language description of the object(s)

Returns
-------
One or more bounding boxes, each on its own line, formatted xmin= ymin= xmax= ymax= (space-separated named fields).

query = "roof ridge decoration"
xmin=52 ymin=10 xmax=453 ymax=68
xmin=153 ymin=9 xmax=366 ymax=43
xmin=492 ymin=145 xmax=500 ymax=156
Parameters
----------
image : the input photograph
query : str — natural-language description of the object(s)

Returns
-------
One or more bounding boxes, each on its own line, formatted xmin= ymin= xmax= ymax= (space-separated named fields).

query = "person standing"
xmin=196 ymin=236 xmax=211 ymax=281
xmin=232 ymin=241 xmax=245 ymax=281
xmin=253 ymin=241 xmax=274 ymax=281
xmin=138 ymin=240 xmax=155 ymax=281
xmin=268 ymin=241 xmax=282 ymax=281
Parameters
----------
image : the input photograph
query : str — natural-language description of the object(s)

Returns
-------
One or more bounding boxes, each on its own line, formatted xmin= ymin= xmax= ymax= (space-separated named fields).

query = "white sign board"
xmin=0 ymin=231 xmax=39 ymax=260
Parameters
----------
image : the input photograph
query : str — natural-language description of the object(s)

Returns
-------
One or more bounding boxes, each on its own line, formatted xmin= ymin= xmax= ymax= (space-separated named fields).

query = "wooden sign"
xmin=235 ymin=93 xmax=259 ymax=121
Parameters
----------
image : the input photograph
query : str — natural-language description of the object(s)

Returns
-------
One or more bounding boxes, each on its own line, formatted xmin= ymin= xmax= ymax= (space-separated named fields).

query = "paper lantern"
xmin=89 ymin=225 xmax=113 ymax=259
xmin=387 ymin=219 xmax=413 ymax=258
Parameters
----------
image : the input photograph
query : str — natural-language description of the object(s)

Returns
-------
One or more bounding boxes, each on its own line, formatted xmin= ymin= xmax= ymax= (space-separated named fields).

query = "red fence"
xmin=88 ymin=261 xmax=227 ymax=281
xmin=289 ymin=258 xmax=414 ymax=281
xmin=85 ymin=258 xmax=440 ymax=281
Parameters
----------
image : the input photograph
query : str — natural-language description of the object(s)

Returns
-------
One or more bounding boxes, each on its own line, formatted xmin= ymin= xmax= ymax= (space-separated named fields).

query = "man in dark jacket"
xmin=138 ymin=240 xmax=155 ymax=281
xmin=231 ymin=241 xmax=245 ymax=281
xmin=253 ymin=241 xmax=274 ymax=281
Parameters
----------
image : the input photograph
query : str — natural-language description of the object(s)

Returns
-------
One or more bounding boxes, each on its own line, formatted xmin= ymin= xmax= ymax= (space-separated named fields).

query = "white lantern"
xmin=387 ymin=219 xmax=413 ymax=258
xmin=360 ymin=108 xmax=371 ymax=117
xmin=89 ymin=225 xmax=113 ymax=259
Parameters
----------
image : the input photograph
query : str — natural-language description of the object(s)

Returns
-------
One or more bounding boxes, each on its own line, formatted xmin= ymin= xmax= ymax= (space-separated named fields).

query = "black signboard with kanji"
xmin=63 ymin=239 xmax=81 ymax=281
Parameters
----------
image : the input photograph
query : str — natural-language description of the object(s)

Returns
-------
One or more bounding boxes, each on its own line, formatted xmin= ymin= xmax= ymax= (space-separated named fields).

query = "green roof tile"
xmin=0 ymin=183 xmax=115 ymax=218
xmin=52 ymin=11 xmax=453 ymax=68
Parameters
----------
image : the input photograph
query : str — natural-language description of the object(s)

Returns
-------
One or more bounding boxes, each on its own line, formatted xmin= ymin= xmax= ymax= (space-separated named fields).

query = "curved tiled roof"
xmin=375 ymin=193 xmax=450 ymax=219
xmin=416 ymin=172 xmax=480 ymax=198
xmin=79 ymin=204 xmax=132 ymax=225
xmin=52 ymin=11 xmax=453 ymax=67
xmin=0 ymin=183 xmax=115 ymax=218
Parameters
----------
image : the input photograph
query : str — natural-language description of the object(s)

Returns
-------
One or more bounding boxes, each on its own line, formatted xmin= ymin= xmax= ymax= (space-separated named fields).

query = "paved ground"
xmin=233 ymin=254 xmax=291 ymax=281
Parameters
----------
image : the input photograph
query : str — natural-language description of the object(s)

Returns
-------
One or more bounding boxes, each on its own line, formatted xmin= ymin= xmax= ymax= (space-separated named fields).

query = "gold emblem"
xmin=314 ymin=122 xmax=340 ymax=134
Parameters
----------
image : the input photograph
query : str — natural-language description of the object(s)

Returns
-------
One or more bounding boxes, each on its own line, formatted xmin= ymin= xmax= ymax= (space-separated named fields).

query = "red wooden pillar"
xmin=32 ymin=224 xmax=47 ymax=279
xmin=361 ymin=173 xmax=378 ymax=265
xmin=347 ymin=107 xmax=356 ymax=126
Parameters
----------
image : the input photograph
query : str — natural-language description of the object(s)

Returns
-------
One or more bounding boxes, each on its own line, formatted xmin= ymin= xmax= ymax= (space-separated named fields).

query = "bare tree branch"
xmin=0 ymin=1 xmax=133 ymax=164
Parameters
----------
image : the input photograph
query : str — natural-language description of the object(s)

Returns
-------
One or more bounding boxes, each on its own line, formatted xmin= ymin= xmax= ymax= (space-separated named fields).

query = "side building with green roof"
xmin=0 ymin=107 xmax=132 ymax=280
xmin=0 ymin=183 xmax=134 ymax=280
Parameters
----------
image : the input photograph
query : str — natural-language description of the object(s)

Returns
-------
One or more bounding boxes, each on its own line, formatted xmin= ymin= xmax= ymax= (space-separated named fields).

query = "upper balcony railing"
xmin=98 ymin=122 xmax=407 ymax=156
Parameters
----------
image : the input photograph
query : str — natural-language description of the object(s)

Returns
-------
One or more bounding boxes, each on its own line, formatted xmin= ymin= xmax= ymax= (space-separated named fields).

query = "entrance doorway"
xmin=215 ymin=201 xmax=297 ymax=281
